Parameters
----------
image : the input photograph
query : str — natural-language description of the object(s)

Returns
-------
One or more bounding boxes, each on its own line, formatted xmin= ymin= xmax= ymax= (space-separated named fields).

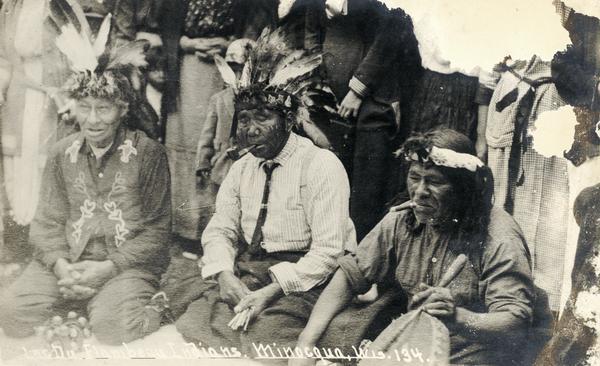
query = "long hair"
xmin=403 ymin=128 xmax=494 ymax=249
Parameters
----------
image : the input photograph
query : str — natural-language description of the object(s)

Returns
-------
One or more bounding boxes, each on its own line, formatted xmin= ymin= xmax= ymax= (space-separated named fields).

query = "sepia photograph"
xmin=0 ymin=0 xmax=598 ymax=365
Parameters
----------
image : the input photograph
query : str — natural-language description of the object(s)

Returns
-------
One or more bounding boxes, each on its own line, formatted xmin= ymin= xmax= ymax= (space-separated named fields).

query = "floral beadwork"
xmin=104 ymin=201 xmax=129 ymax=247
xmin=71 ymin=199 xmax=96 ymax=244
xmin=65 ymin=140 xmax=82 ymax=163
xmin=117 ymin=140 xmax=137 ymax=163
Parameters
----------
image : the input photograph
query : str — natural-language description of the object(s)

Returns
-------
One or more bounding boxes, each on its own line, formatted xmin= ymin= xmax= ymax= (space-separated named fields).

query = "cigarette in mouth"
xmin=227 ymin=144 xmax=258 ymax=160
xmin=389 ymin=201 xmax=416 ymax=212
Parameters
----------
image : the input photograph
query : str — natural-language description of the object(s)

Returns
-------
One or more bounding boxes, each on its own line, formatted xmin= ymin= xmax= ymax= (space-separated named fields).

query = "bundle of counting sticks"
xmin=229 ymin=308 xmax=252 ymax=331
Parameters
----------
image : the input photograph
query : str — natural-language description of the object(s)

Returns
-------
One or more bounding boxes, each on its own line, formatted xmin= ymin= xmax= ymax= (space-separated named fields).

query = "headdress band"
xmin=397 ymin=145 xmax=484 ymax=172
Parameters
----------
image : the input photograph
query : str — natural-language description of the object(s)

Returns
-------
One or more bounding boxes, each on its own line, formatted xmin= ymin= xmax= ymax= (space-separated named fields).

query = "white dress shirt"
xmin=201 ymin=133 xmax=357 ymax=294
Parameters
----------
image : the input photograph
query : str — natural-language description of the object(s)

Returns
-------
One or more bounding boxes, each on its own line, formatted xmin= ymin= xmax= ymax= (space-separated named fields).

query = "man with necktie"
xmin=171 ymin=27 xmax=357 ymax=357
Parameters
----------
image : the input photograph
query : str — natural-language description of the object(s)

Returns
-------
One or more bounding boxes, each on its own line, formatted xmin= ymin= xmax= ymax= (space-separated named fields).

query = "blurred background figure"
xmin=194 ymin=38 xmax=254 ymax=237
xmin=0 ymin=0 xmax=74 ymax=261
xmin=551 ymin=0 xmax=600 ymax=322
xmin=164 ymin=0 xmax=274 ymax=250
xmin=297 ymin=0 xmax=421 ymax=241
xmin=484 ymin=56 xmax=568 ymax=314
xmin=78 ymin=0 xmax=136 ymax=46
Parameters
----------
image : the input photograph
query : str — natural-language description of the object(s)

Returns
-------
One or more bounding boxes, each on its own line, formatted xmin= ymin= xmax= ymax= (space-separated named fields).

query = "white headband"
xmin=401 ymin=146 xmax=484 ymax=172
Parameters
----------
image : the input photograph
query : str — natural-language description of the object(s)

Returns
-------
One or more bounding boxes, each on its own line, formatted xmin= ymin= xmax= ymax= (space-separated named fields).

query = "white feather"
xmin=269 ymin=54 xmax=321 ymax=87
xmin=55 ymin=24 xmax=98 ymax=72
xmin=278 ymin=0 xmax=297 ymax=19
xmin=93 ymin=14 xmax=112 ymax=57
xmin=214 ymin=55 xmax=238 ymax=91
xmin=239 ymin=60 xmax=252 ymax=88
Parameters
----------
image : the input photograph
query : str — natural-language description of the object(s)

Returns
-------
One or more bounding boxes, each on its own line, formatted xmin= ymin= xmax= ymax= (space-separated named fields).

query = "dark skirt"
xmin=403 ymin=69 xmax=479 ymax=141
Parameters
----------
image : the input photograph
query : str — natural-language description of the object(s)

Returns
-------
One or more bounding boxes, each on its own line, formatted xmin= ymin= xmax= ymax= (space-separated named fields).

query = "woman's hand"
xmin=338 ymin=90 xmax=363 ymax=119
xmin=412 ymin=284 xmax=456 ymax=320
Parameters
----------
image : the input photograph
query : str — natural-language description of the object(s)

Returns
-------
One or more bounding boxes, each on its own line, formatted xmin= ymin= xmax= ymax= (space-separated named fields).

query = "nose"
xmin=247 ymin=124 xmax=260 ymax=137
xmin=87 ymin=107 xmax=99 ymax=124
xmin=413 ymin=179 xmax=430 ymax=200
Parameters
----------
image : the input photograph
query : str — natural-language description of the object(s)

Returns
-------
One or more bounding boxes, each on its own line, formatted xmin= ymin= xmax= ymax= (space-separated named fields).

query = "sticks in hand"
xmin=228 ymin=308 xmax=251 ymax=332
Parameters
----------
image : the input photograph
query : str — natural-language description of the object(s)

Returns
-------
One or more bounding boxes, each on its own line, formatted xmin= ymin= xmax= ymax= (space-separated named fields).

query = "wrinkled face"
xmin=236 ymin=108 xmax=289 ymax=159
xmin=74 ymin=96 xmax=127 ymax=148
xmin=407 ymin=163 xmax=456 ymax=225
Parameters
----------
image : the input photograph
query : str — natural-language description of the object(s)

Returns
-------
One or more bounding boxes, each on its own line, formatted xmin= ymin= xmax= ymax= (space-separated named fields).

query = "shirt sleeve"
xmin=106 ymin=142 xmax=172 ymax=272
xmin=479 ymin=222 xmax=535 ymax=322
xmin=30 ymin=147 xmax=70 ymax=270
xmin=351 ymin=5 xmax=418 ymax=98
xmin=337 ymin=212 xmax=399 ymax=294
xmin=268 ymin=150 xmax=353 ymax=294
xmin=200 ymin=159 xmax=244 ymax=278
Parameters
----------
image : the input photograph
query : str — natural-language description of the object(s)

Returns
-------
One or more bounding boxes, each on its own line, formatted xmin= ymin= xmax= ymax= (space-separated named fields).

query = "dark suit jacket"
xmin=303 ymin=0 xmax=421 ymax=106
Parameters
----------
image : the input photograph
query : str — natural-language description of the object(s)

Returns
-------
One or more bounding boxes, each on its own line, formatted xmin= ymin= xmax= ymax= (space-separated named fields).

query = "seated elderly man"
xmin=0 ymin=52 xmax=171 ymax=344
xmin=171 ymin=29 xmax=356 ymax=354
xmin=293 ymin=129 xmax=535 ymax=366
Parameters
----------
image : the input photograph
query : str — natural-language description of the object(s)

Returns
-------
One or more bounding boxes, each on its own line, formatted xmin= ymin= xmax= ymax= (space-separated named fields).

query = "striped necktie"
xmin=248 ymin=161 xmax=279 ymax=257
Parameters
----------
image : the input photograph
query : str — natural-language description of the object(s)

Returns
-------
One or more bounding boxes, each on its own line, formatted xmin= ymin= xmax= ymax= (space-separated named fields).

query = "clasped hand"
xmin=54 ymin=259 xmax=117 ymax=301
xmin=410 ymin=283 xmax=456 ymax=321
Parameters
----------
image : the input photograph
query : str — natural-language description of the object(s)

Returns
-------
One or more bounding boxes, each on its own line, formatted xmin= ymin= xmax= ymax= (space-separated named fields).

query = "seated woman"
xmin=293 ymin=128 xmax=535 ymax=365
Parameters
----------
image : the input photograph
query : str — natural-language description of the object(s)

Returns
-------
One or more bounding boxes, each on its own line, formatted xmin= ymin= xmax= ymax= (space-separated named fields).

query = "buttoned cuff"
xmin=268 ymin=262 xmax=303 ymax=295
xmin=201 ymin=260 xmax=235 ymax=279
xmin=337 ymin=254 xmax=371 ymax=294
xmin=349 ymin=76 xmax=370 ymax=98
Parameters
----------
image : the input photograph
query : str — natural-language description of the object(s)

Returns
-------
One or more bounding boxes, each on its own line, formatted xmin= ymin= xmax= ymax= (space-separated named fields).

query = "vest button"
xmin=98 ymin=172 xmax=104 ymax=178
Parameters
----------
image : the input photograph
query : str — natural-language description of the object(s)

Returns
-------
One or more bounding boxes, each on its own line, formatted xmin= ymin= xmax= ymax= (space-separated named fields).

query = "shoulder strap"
xmin=300 ymin=145 xmax=319 ymax=187
xmin=300 ymin=145 xmax=320 ymax=210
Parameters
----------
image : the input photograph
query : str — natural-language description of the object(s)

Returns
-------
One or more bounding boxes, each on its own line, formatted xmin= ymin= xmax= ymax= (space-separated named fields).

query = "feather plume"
xmin=55 ymin=23 xmax=98 ymax=72
xmin=278 ymin=0 xmax=297 ymax=19
xmin=93 ymin=14 xmax=112 ymax=57
xmin=214 ymin=55 xmax=238 ymax=91
xmin=105 ymin=40 xmax=149 ymax=71
xmin=239 ymin=60 xmax=252 ymax=88
xmin=298 ymin=117 xmax=332 ymax=149
xmin=48 ymin=0 xmax=92 ymax=38
xmin=269 ymin=54 xmax=321 ymax=88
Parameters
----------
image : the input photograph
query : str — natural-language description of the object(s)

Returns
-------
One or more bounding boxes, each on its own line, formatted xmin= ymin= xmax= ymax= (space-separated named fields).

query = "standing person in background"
xmin=194 ymin=38 xmax=254 ymax=235
xmin=300 ymin=0 xmax=421 ymax=241
xmin=551 ymin=3 xmax=600 ymax=314
xmin=165 ymin=0 xmax=274 ymax=249
xmin=0 ymin=0 xmax=75 ymax=260
xmin=78 ymin=0 xmax=136 ymax=46
xmin=484 ymin=56 xmax=568 ymax=315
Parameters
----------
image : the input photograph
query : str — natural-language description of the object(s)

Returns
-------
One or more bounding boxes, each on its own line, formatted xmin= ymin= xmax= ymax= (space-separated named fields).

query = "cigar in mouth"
xmin=226 ymin=144 xmax=258 ymax=160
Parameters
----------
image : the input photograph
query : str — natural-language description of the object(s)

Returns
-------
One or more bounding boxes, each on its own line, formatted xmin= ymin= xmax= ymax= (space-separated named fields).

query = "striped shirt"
xmin=201 ymin=133 xmax=357 ymax=294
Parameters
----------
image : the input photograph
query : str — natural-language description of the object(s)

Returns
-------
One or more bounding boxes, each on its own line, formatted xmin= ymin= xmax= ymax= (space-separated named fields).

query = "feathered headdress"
xmin=49 ymin=0 xmax=148 ymax=104
xmin=214 ymin=26 xmax=339 ymax=149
